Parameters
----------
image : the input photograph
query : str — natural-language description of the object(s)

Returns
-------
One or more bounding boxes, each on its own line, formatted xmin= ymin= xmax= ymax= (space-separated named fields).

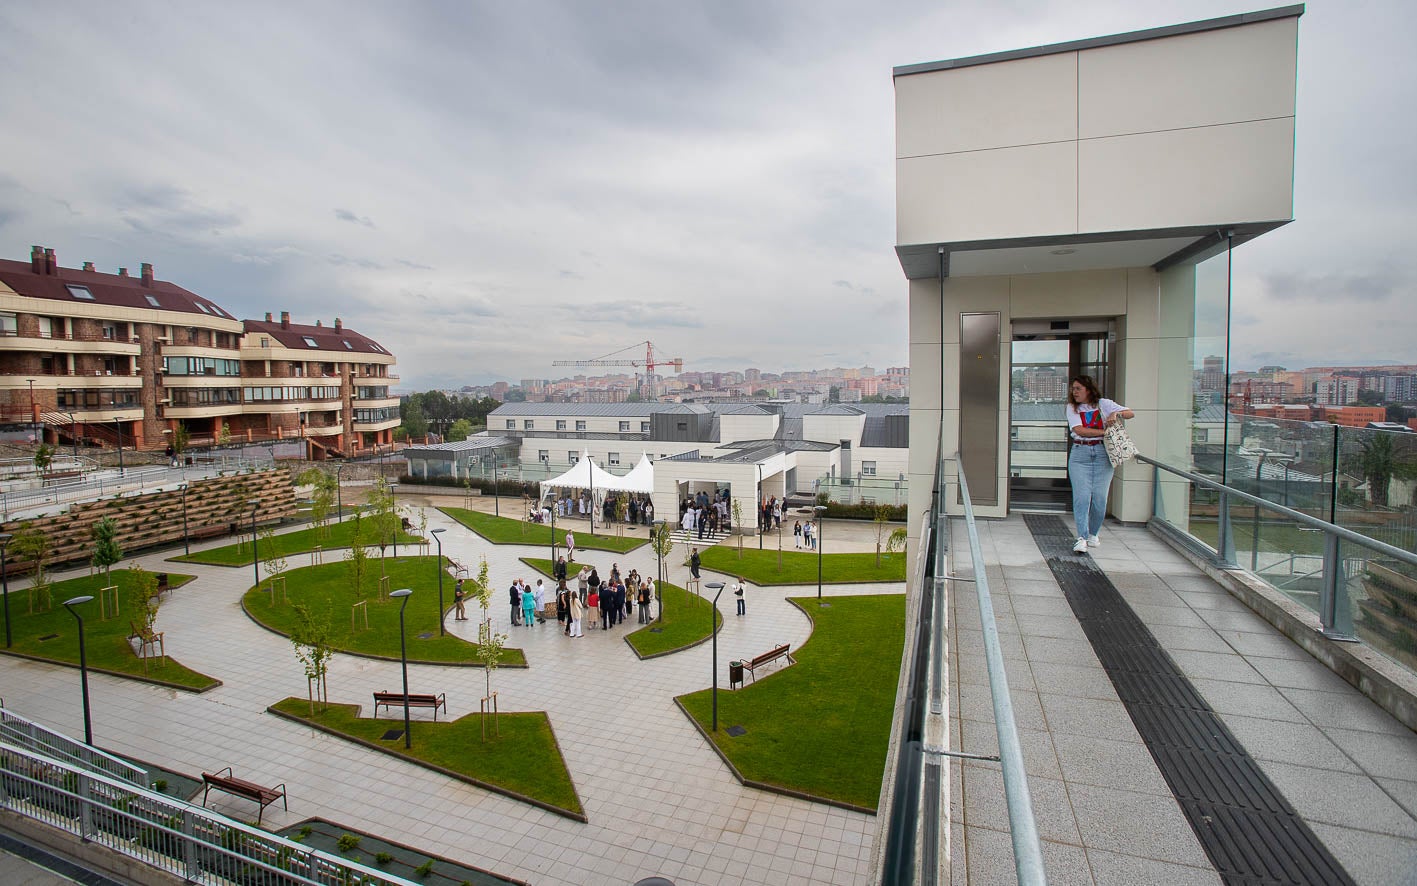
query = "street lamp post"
xmin=652 ymin=519 xmax=665 ymax=622
xmin=62 ymin=595 xmax=95 ymax=745
xmin=390 ymin=588 xmax=414 ymax=748
xmin=757 ymin=464 xmax=764 ymax=550
xmin=249 ymin=499 xmax=260 ymax=591
xmin=336 ymin=462 xmax=346 ymax=523
xmin=179 ymin=484 xmax=190 ymax=555
xmin=115 ymin=418 xmax=124 ymax=476
xmin=68 ymin=412 xmax=78 ymax=465
xmin=390 ymin=483 xmax=400 ymax=559
xmin=0 ymin=533 xmax=12 ymax=648
xmin=706 ymin=581 xmax=725 ymax=732
xmin=814 ymin=504 xmax=828 ymax=607
xmin=493 ymin=458 xmax=500 ymax=517
xmin=1252 ymin=452 xmax=1270 ymax=573
xmin=27 ymin=378 xmax=35 ymax=422
xmin=431 ymin=528 xmax=446 ymax=635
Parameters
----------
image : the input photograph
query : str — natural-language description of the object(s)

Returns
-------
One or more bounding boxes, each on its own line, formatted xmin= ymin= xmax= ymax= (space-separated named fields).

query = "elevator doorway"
xmin=1008 ymin=321 xmax=1113 ymax=510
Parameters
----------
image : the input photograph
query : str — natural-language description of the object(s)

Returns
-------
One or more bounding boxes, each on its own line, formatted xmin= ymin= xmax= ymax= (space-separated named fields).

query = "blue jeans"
xmin=1068 ymin=442 xmax=1114 ymax=539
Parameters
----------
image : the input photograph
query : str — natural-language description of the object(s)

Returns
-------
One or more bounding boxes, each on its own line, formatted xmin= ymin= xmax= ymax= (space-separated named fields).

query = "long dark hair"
xmin=1070 ymin=375 xmax=1102 ymax=406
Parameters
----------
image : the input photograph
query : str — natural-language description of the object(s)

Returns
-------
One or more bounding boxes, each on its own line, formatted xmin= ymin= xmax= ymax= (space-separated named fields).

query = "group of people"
xmin=503 ymin=557 xmax=658 ymax=638
xmin=792 ymin=520 xmax=819 ymax=549
xmin=680 ymin=489 xmax=732 ymax=539
xmin=540 ymin=491 xmax=656 ymax=526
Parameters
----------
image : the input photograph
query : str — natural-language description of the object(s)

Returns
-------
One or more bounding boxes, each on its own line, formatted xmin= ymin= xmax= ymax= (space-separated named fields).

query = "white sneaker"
xmin=1087 ymin=535 xmax=1100 ymax=548
xmin=1072 ymin=537 xmax=1089 ymax=554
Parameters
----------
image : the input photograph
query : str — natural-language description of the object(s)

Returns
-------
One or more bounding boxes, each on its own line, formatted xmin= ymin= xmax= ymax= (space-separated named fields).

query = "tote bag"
xmin=1104 ymin=419 xmax=1139 ymax=468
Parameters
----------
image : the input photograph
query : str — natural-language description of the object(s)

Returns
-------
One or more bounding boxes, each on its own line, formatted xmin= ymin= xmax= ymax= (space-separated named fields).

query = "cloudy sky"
xmin=1 ymin=1 xmax=1411 ymax=389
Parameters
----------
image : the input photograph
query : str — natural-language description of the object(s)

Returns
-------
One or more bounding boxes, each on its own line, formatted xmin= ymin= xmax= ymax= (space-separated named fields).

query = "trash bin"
xmin=729 ymin=660 xmax=744 ymax=689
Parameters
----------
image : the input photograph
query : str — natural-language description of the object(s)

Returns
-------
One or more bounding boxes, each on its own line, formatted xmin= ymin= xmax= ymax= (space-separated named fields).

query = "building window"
xmin=569 ymin=451 xmax=579 ymax=463
xmin=144 ymin=295 xmax=161 ymax=308
xmin=66 ymin=285 xmax=95 ymax=300
xmin=302 ymin=336 xmax=319 ymax=347
xmin=101 ymin=323 xmax=118 ymax=340
xmin=608 ymin=452 xmax=620 ymax=466
xmin=538 ymin=450 xmax=549 ymax=462
xmin=677 ymin=422 xmax=688 ymax=431
xmin=556 ymin=420 xmax=567 ymax=430
xmin=861 ymin=461 xmax=877 ymax=477
xmin=506 ymin=419 xmax=516 ymax=429
xmin=575 ymin=420 xmax=587 ymax=431
xmin=524 ymin=420 xmax=534 ymax=430
xmin=641 ymin=421 xmax=650 ymax=432
xmin=619 ymin=421 xmax=631 ymax=432
xmin=260 ymin=337 xmax=270 ymax=348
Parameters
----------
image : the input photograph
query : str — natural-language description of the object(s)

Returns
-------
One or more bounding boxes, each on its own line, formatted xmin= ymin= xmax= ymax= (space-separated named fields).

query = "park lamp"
xmin=249 ymin=498 xmax=261 ymax=592
xmin=62 ymin=595 xmax=96 ymax=746
xmin=706 ymin=581 xmax=726 ymax=733
xmin=814 ymin=504 xmax=828 ymax=607
xmin=431 ymin=528 xmax=446 ymax=635
xmin=390 ymin=588 xmax=414 ymax=748
xmin=0 ymin=532 xmax=12 ymax=649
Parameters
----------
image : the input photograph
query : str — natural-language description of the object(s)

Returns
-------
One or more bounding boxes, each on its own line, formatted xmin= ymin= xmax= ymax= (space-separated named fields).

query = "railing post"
xmin=78 ymin=772 xmax=94 ymax=838
xmin=1319 ymin=533 xmax=1357 ymax=641
xmin=182 ymin=808 xmax=200 ymax=880
xmin=1216 ymin=489 xmax=1237 ymax=567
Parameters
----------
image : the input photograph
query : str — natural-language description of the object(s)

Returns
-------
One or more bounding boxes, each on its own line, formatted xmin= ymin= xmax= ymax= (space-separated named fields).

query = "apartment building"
xmin=0 ymin=246 xmax=397 ymax=456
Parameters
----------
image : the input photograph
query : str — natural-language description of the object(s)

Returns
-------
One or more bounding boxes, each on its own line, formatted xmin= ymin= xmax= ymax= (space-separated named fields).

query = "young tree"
xmin=651 ymin=521 xmax=675 ymax=623
xmin=731 ymin=499 xmax=744 ymax=558
xmin=127 ymin=564 xmax=161 ymax=634
xmin=297 ymin=467 xmax=337 ymax=538
xmin=872 ymin=505 xmax=898 ymax=567
xmin=216 ymin=422 xmax=232 ymax=446
xmin=260 ymin=526 xmax=288 ymax=598
xmin=290 ymin=599 xmax=334 ymax=715
xmin=1343 ymin=429 xmax=1417 ymax=508
xmin=446 ymin=419 xmax=473 ymax=442
xmin=173 ymin=424 xmax=190 ymax=459
xmin=366 ymin=478 xmax=399 ymax=575
xmin=12 ymin=523 xmax=52 ymax=604
xmin=345 ymin=513 xmax=371 ymax=597
xmin=615 ymin=497 xmax=628 ymax=537
xmin=90 ymin=517 xmax=123 ymax=587
xmin=34 ymin=443 xmax=53 ymax=475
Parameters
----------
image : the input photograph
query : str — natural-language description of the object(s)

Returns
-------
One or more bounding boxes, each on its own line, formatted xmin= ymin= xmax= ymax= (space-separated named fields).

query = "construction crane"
xmin=553 ymin=341 xmax=684 ymax=398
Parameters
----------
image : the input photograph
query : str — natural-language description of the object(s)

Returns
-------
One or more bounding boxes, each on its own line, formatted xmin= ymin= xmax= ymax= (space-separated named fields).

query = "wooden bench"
xmin=742 ymin=643 xmax=793 ymax=682
xmin=201 ymin=768 xmax=287 ymax=824
xmin=128 ymin=621 xmax=165 ymax=665
xmin=372 ymin=691 xmax=447 ymax=721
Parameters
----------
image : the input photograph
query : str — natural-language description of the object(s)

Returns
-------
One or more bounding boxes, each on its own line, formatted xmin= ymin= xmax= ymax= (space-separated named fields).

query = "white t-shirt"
xmin=1065 ymin=398 xmax=1127 ymax=443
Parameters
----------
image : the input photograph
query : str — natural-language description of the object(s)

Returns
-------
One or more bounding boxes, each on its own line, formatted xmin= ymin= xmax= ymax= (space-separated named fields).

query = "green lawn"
xmin=0 ymin=570 xmax=218 ymax=691
xmin=268 ymin=698 xmax=582 ymax=819
xmin=698 ymin=546 xmax=906 ymax=585
xmin=172 ymin=519 xmax=422 ymax=566
xmin=241 ymin=556 xmax=526 ymax=666
xmin=677 ymin=594 xmax=905 ymax=810
xmin=438 ymin=508 xmax=648 ymax=552
xmin=625 ymin=582 xmax=720 ymax=657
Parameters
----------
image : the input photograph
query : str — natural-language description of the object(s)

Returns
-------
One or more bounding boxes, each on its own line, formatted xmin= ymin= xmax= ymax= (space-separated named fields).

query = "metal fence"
xmin=0 ymin=741 xmax=417 ymax=886
xmin=0 ymin=707 xmax=147 ymax=787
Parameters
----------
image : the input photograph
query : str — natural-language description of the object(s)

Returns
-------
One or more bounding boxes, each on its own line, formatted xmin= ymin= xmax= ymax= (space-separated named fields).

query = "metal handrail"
xmin=0 ymin=707 xmax=147 ymax=787
xmin=0 ymin=740 xmax=417 ymax=886
xmin=954 ymin=455 xmax=1047 ymax=885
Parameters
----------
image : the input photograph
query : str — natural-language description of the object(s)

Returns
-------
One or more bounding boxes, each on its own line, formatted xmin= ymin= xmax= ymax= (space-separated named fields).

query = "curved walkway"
xmin=2 ymin=504 xmax=900 ymax=886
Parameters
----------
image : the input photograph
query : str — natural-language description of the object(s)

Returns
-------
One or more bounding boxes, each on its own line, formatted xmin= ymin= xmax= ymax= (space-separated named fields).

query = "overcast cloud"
xmin=0 ymin=0 xmax=1411 ymax=388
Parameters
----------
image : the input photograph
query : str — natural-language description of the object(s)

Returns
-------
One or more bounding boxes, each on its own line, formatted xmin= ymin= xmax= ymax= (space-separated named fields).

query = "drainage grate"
xmin=1024 ymin=514 xmax=1354 ymax=886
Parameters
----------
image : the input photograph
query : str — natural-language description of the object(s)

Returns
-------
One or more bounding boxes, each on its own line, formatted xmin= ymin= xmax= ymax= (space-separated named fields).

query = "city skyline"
xmin=2 ymin=1 xmax=1414 ymax=390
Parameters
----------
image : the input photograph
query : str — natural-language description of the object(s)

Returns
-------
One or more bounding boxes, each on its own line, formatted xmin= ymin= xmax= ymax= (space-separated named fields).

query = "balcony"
xmin=0 ymin=330 xmax=141 ymax=356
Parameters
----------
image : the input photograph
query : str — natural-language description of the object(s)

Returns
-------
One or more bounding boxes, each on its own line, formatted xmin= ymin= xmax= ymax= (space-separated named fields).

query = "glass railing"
xmin=812 ymin=474 xmax=909 ymax=507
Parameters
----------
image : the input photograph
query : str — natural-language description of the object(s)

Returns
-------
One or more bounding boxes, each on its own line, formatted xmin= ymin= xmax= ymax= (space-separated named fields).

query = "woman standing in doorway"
xmin=1066 ymin=375 xmax=1133 ymax=554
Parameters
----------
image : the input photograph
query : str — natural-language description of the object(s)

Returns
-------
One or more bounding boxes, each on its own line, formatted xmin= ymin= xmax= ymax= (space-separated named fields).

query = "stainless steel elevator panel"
xmin=960 ymin=312 xmax=1001 ymax=505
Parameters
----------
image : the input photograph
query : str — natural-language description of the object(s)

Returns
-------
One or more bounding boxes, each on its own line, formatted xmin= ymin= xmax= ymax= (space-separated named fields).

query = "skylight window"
xmin=66 ymin=285 xmax=95 ymax=300
xmin=144 ymin=295 xmax=161 ymax=307
xmin=194 ymin=302 xmax=211 ymax=314
xmin=342 ymin=341 xmax=353 ymax=350
xmin=302 ymin=336 xmax=319 ymax=348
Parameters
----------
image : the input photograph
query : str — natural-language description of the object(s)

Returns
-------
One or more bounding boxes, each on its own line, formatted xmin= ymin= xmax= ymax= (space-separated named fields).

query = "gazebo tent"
xmin=616 ymin=452 xmax=655 ymax=494
xmin=539 ymin=450 xmax=624 ymax=497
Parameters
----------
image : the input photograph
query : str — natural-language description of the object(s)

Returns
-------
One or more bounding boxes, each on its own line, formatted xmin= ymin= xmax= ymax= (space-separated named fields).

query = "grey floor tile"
xmin=1187 ymin=678 xmax=1306 ymax=723
xmin=1145 ymin=623 xmax=1235 ymax=655
xmin=1031 ymin=664 xmax=1118 ymax=702
xmin=1022 ymin=636 xmax=1104 ymax=668
xmin=1084 ymin=848 xmax=1222 ymax=886
xmin=1327 ymin=728 xmax=1417 ymax=783
xmin=1246 ymin=652 xmax=1360 ymax=690
xmin=1258 ymin=760 xmax=1417 ymax=839
xmin=1166 ymin=648 xmax=1268 ymax=685
xmin=1280 ymin=687 xmax=1412 ymax=736
xmin=958 ymin=719 xmax=1063 ymax=781
xmin=960 ymin=768 xmax=1081 ymax=845
xmin=1307 ymin=822 xmax=1417 ymax=886
xmin=1038 ymin=695 xmax=1139 ymax=743
xmin=1220 ymin=714 xmax=1361 ymax=773
xmin=1066 ymin=783 xmax=1210 ymax=867
xmin=962 ymin=826 xmax=1092 ymax=886
xmin=1052 ymin=733 xmax=1171 ymax=797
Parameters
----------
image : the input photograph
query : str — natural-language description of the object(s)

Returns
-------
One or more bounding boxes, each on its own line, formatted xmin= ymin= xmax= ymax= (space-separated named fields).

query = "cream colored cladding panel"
xmin=1078 ymin=17 xmax=1298 ymax=139
xmin=897 ymin=141 xmax=1077 ymax=245
xmin=896 ymin=52 xmax=1077 ymax=158
xmin=1009 ymin=269 xmax=1129 ymax=319
xmin=1077 ymin=117 xmax=1295 ymax=232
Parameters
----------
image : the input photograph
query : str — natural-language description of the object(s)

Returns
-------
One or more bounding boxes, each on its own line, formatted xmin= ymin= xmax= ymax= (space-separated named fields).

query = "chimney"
xmin=119 ymin=267 xmax=129 ymax=277
xmin=82 ymin=261 xmax=95 ymax=272
xmin=44 ymin=248 xmax=57 ymax=275
xmin=141 ymin=263 xmax=153 ymax=286
xmin=315 ymin=320 xmax=322 ymax=327
xmin=334 ymin=317 xmax=342 ymax=330
xmin=280 ymin=311 xmax=290 ymax=329
xmin=265 ymin=312 xmax=273 ymax=322
xmin=30 ymin=246 xmax=44 ymax=274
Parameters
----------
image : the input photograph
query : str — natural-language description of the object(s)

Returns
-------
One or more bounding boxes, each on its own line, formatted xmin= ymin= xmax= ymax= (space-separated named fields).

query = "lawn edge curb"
xmin=0 ymin=648 xmax=222 ymax=693
xmin=670 ymin=696 xmax=877 ymax=816
xmin=266 ymin=702 xmax=587 ymax=823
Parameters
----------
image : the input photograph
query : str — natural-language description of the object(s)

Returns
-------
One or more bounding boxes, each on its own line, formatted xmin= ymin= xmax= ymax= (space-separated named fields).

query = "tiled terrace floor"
xmin=1 ymin=496 xmax=895 ymax=886
xmin=948 ymin=514 xmax=1417 ymax=886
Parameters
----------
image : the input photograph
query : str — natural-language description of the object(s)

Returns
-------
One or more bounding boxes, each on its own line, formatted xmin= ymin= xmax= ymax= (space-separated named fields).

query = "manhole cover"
xmin=417 ymin=632 xmax=433 ymax=639
xmin=380 ymin=729 xmax=404 ymax=741
xmin=726 ymin=725 xmax=747 ymax=737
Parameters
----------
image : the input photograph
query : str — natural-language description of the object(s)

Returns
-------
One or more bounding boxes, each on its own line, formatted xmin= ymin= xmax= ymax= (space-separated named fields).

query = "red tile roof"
xmin=0 ymin=258 xmax=237 ymax=320
xmin=242 ymin=318 xmax=390 ymax=356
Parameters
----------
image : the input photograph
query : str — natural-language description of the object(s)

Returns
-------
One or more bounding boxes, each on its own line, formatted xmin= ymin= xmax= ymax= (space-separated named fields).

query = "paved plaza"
xmin=4 ymin=494 xmax=1416 ymax=885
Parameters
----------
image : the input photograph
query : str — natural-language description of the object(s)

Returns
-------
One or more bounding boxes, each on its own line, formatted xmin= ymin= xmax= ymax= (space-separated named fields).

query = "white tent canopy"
xmin=616 ymin=452 xmax=655 ymax=494
xmin=539 ymin=450 xmax=626 ymax=496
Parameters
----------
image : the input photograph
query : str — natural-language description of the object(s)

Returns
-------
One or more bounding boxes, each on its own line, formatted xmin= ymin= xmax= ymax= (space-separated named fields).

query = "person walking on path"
xmin=568 ymin=590 xmax=584 ymax=637
xmin=586 ymin=587 xmax=600 ymax=631
xmin=509 ymin=579 xmax=523 ymax=626
xmin=533 ymin=579 xmax=547 ymax=624
xmin=558 ymin=582 xmax=572 ymax=635
xmin=1065 ymin=374 xmax=1133 ymax=554
xmin=554 ymin=556 xmax=568 ymax=586
xmin=734 ymin=580 xmax=746 ymax=616
xmin=690 ymin=547 xmax=701 ymax=583
xmin=637 ymin=580 xmax=652 ymax=623
xmin=520 ymin=583 xmax=536 ymax=629
xmin=577 ymin=566 xmax=590 ymax=604
xmin=453 ymin=578 xmax=468 ymax=621
xmin=565 ymin=530 xmax=575 ymax=562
